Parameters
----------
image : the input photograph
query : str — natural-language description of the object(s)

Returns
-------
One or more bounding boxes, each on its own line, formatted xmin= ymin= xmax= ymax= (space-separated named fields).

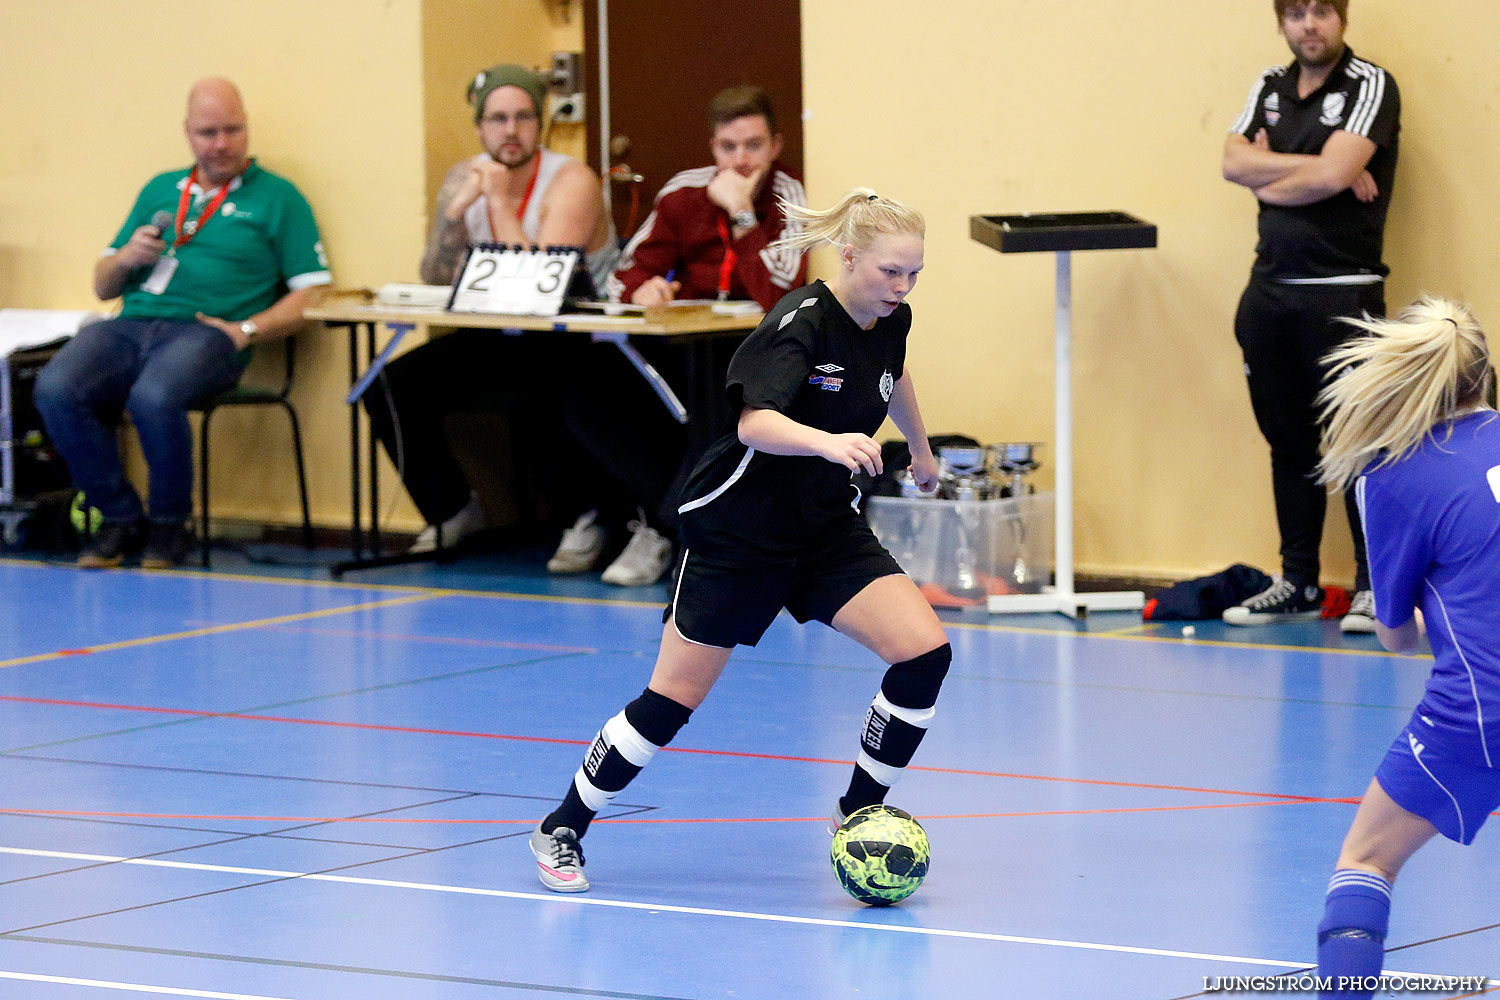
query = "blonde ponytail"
xmin=1317 ymin=296 xmax=1495 ymax=489
xmin=770 ymin=187 xmax=925 ymax=256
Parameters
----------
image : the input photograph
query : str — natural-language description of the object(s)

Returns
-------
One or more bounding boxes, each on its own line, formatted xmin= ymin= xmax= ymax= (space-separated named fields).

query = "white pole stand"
xmin=986 ymin=251 xmax=1143 ymax=619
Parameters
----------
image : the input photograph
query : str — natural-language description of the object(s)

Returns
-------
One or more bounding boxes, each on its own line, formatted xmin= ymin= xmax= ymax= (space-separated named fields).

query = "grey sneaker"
xmin=1341 ymin=590 xmax=1376 ymax=634
xmin=601 ymin=521 xmax=673 ymax=586
xmin=1222 ymin=576 xmax=1323 ymax=626
xmin=530 ymin=824 xmax=589 ymax=892
xmin=827 ymin=802 xmax=848 ymax=836
xmin=547 ymin=510 xmax=605 ymax=574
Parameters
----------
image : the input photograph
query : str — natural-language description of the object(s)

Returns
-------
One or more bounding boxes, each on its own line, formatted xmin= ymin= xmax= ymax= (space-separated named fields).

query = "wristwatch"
xmin=239 ymin=319 xmax=259 ymax=343
xmin=731 ymin=209 xmax=757 ymax=231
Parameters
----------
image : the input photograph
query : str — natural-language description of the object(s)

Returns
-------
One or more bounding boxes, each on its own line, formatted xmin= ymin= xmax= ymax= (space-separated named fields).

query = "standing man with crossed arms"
xmin=1220 ymin=0 xmax=1400 ymax=632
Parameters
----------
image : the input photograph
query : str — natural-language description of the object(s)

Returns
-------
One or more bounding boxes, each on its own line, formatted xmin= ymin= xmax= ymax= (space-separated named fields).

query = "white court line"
xmin=2 ymin=846 xmax=1491 ymax=985
xmin=0 ymin=970 xmax=297 ymax=998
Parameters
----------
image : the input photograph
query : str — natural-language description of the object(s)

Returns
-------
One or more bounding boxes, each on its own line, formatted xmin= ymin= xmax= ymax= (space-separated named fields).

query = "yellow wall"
xmin=803 ymin=0 xmax=1500 ymax=584
xmin=4 ymin=1 xmax=1496 ymax=583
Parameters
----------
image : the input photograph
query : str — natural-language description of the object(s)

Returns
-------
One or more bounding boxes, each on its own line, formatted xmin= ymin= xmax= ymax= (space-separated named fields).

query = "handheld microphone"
xmin=147 ymin=210 xmax=173 ymax=239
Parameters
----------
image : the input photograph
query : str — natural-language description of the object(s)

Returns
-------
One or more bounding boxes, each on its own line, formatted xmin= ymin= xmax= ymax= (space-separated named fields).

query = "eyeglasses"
xmin=480 ymin=110 xmax=538 ymax=128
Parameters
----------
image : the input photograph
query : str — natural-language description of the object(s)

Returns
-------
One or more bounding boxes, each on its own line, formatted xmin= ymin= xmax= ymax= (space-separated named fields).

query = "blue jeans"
xmin=34 ymin=318 xmax=246 ymax=522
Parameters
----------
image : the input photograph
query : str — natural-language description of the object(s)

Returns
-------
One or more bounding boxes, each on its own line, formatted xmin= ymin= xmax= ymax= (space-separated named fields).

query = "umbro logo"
xmin=814 ymin=364 xmax=844 ymax=373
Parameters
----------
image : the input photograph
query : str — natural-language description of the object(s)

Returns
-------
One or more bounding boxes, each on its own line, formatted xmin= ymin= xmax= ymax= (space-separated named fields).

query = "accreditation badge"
xmin=141 ymin=254 xmax=179 ymax=296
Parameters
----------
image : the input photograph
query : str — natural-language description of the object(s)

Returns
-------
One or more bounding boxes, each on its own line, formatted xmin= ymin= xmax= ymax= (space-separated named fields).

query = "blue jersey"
xmin=1356 ymin=410 xmax=1500 ymax=766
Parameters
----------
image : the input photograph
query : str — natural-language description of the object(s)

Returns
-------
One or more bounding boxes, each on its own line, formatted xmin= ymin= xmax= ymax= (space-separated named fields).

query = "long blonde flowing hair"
xmin=1317 ymin=296 xmax=1495 ymax=489
xmin=770 ymin=187 xmax=925 ymax=256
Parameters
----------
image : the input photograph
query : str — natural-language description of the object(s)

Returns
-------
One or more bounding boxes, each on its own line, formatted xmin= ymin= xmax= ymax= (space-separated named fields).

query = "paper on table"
xmin=0 ymin=309 xmax=102 ymax=356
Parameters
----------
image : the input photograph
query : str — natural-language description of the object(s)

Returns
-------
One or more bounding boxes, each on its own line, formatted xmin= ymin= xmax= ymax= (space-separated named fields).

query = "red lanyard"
xmin=173 ymin=165 xmax=239 ymax=249
xmin=715 ymin=216 xmax=737 ymax=300
xmin=516 ymin=159 xmax=541 ymax=223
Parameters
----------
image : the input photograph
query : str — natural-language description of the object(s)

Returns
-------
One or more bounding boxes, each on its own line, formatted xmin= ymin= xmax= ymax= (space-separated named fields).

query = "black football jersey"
xmin=678 ymin=280 xmax=910 ymax=565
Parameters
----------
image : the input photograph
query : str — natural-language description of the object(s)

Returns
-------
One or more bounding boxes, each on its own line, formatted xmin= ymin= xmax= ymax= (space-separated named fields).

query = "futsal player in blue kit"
xmin=1310 ymin=297 xmax=1500 ymax=997
xmin=528 ymin=189 xmax=951 ymax=892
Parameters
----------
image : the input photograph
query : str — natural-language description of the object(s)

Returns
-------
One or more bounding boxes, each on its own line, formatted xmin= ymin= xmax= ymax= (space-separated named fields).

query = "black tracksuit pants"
xmin=1233 ymin=277 xmax=1381 ymax=591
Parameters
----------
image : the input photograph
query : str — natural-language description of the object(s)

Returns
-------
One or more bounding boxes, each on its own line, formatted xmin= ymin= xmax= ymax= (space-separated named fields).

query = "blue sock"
xmin=1316 ymin=869 xmax=1391 ymax=998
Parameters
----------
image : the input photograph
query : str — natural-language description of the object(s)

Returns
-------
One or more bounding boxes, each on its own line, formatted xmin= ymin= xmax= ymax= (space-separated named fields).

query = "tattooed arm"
xmin=420 ymin=159 xmax=483 ymax=285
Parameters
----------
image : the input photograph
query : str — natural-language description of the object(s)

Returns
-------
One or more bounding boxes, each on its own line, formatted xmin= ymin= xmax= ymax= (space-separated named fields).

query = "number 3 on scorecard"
xmin=448 ymin=245 xmax=581 ymax=316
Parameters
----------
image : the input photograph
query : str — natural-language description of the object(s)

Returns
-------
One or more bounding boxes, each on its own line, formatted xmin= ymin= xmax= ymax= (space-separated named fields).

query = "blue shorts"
xmin=1375 ymin=722 xmax=1500 ymax=845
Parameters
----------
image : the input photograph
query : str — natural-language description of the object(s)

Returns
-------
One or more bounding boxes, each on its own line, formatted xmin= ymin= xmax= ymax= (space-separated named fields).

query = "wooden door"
xmin=583 ymin=0 xmax=803 ymax=241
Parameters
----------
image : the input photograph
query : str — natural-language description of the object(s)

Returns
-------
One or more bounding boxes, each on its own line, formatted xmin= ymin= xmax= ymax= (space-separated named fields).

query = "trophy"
xmin=986 ymin=442 xmax=1042 ymax=497
xmin=987 ymin=443 xmax=1044 ymax=588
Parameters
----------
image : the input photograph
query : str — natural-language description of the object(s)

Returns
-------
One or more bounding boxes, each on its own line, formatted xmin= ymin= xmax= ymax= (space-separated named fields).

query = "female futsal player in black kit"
xmin=529 ymin=188 xmax=950 ymax=891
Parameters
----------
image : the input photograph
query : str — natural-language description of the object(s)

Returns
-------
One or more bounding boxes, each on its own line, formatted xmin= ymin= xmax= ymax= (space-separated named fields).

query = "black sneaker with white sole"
xmin=1222 ymin=576 xmax=1323 ymax=626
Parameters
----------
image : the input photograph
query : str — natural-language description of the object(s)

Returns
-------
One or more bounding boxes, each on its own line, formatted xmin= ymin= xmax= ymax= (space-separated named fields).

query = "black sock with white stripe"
xmin=838 ymin=645 xmax=950 ymax=816
xmin=543 ymin=688 xmax=692 ymax=837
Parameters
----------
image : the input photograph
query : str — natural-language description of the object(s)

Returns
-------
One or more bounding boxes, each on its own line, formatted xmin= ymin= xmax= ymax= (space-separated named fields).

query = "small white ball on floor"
xmin=1181 ymin=625 xmax=1196 ymax=638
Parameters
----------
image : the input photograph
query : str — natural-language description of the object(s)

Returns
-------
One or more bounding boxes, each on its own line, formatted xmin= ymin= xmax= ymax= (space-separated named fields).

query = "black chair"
xmin=193 ymin=338 xmax=313 ymax=567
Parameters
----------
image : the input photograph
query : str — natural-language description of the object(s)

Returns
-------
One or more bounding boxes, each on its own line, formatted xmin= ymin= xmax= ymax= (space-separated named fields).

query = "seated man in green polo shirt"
xmin=36 ymin=77 xmax=331 ymax=568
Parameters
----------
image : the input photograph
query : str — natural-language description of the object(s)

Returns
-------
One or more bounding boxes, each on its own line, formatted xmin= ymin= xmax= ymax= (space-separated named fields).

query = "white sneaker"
xmin=547 ymin=510 xmax=605 ymax=573
xmin=408 ymin=495 xmax=485 ymax=553
xmin=1341 ymin=589 xmax=1377 ymax=634
xmin=601 ymin=521 xmax=674 ymax=586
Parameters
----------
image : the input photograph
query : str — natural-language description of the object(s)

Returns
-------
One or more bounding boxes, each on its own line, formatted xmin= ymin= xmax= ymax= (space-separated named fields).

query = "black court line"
xmin=0 ymin=801 xmax=659 ymax=937
xmin=1162 ymin=921 xmax=1500 ymax=1000
xmin=0 ymin=647 xmax=600 ymax=755
xmin=0 ymin=794 xmax=477 ymax=891
xmin=0 ymin=749 xmax=657 ymax=827
xmin=1385 ymin=919 xmax=1500 ymax=953
xmin=0 ymin=751 xmax=657 ymax=846
xmin=0 ymin=932 xmax=697 ymax=999
xmin=2 ymin=750 xmax=574 ymax=799
xmin=0 ymin=810 xmax=434 ymax=851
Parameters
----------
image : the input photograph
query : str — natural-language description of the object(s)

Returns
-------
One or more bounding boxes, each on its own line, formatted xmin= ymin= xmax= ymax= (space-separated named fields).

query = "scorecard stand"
xmin=969 ymin=211 xmax=1157 ymax=618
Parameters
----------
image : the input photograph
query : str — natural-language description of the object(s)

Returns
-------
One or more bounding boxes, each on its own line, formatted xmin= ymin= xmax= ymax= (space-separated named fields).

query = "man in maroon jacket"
xmin=543 ymin=87 xmax=811 ymax=590
xmin=608 ymin=86 xmax=808 ymax=310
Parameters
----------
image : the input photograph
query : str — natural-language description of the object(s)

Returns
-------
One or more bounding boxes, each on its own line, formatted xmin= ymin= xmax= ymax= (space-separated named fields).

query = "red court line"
xmin=0 ymin=798 xmax=1342 ymax=826
xmin=0 ymin=693 xmax=1338 ymax=804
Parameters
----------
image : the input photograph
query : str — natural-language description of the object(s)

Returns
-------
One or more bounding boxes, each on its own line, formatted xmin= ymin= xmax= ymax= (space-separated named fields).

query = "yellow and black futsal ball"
xmin=830 ymin=804 xmax=930 ymax=905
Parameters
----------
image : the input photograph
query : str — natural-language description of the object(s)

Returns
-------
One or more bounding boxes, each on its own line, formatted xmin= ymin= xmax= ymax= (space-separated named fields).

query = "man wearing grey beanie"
xmin=368 ymin=63 xmax=621 ymax=558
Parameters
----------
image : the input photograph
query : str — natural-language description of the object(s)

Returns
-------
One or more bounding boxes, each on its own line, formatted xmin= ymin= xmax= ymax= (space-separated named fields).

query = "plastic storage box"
xmin=865 ymin=492 xmax=1054 ymax=607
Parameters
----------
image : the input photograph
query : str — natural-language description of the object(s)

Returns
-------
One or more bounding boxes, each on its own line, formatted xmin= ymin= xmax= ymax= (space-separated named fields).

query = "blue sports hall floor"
xmin=0 ymin=541 xmax=1494 ymax=999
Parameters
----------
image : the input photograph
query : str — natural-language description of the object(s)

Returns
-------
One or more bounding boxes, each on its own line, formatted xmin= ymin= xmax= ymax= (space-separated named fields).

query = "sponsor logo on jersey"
xmin=815 ymin=363 xmax=845 ymax=373
xmin=1320 ymin=92 xmax=1345 ymax=126
xmin=1264 ymin=92 xmax=1281 ymax=127
xmin=1266 ymin=110 xmax=1281 ymax=126
xmin=808 ymin=374 xmax=843 ymax=391
xmin=879 ymin=370 xmax=894 ymax=402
